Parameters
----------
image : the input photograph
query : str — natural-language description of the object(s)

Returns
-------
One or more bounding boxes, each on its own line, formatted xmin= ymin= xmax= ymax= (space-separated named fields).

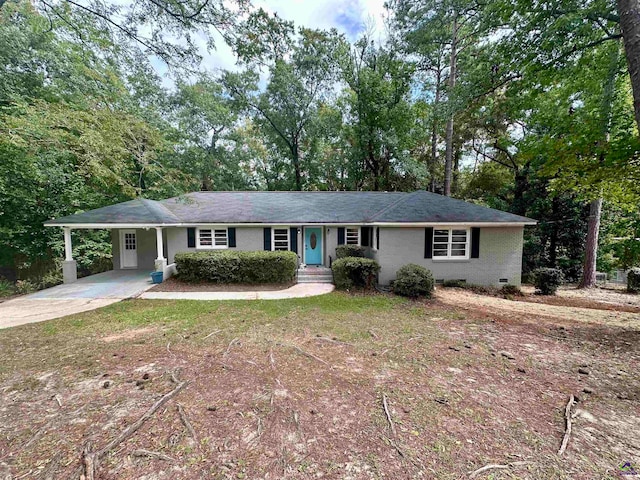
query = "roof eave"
xmin=44 ymin=220 xmax=537 ymax=228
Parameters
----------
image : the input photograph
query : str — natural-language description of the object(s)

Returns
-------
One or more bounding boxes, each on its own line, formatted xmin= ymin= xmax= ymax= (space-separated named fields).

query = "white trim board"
xmin=45 ymin=221 xmax=535 ymax=229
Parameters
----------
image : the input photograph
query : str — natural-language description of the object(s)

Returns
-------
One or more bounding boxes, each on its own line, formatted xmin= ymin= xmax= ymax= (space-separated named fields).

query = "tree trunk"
xmin=292 ymin=142 xmax=302 ymax=191
xmin=512 ymin=163 xmax=530 ymax=217
xmin=429 ymin=69 xmax=442 ymax=192
xmin=618 ymin=0 xmax=640 ymax=132
xmin=579 ymin=44 xmax=618 ymax=288
xmin=548 ymin=195 xmax=559 ymax=266
xmin=579 ymin=198 xmax=603 ymax=288
xmin=444 ymin=15 xmax=458 ymax=197
xmin=452 ymin=145 xmax=460 ymax=195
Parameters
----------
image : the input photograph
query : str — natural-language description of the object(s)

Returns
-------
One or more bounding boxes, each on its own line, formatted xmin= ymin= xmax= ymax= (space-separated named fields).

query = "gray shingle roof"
xmin=45 ymin=191 xmax=536 ymax=226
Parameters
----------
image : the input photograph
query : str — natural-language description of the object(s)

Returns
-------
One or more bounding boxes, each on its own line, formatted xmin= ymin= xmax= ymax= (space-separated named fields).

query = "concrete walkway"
xmin=0 ymin=270 xmax=154 ymax=329
xmin=140 ymin=283 xmax=335 ymax=300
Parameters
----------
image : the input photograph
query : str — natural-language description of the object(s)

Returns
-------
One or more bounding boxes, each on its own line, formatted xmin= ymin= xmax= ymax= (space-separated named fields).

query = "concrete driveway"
xmin=0 ymin=270 xmax=153 ymax=329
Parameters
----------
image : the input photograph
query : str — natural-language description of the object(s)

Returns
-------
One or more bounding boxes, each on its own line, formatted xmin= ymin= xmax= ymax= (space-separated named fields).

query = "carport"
xmin=44 ymin=198 xmax=178 ymax=284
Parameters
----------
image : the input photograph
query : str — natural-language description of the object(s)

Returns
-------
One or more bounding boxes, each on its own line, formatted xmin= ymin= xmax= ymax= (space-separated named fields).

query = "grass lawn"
xmin=0 ymin=291 xmax=638 ymax=479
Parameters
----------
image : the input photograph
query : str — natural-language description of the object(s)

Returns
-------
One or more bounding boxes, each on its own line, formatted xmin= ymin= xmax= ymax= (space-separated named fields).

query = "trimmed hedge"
xmin=628 ymin=267 xmax=640 ymax=293
xmin=175 ymin=250 xmax=298 ymax=284
xmin=533 ymin=267 xmax=564 ymax=295
xmin=335 ymin=245 xmax=367 ymax=259
xmin=393 ymin=264 xmax=434 ymax=298
xmin=332 ymin=257 xmax=380 ymax=290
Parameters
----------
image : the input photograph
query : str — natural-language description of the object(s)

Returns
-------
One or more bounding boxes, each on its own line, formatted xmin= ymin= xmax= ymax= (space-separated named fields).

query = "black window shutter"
xmin=263 ymin=227 xmax=271 ymax=251
xmin=337 ymin=227 xmax=345 ymax=245
xmin=376 ymin=227 xmax=380 ymax=249
xmin=187 ymin=228 xmax=196 ymax=248
xmin=361 ymin=227 xmax=370 ymax=247
xmin=228 ymin=227 xmax=236 ymax=248
xmin=471 ymin=227 xmax=480 ymax=258
xmin=289 ymin=227 xmax=298 ymax=253
xmin=424 ymin=227 xmax=433 ymax=259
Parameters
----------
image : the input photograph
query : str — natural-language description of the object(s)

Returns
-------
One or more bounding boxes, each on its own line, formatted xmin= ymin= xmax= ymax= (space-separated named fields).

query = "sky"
xmin=152 ymin=0 xmax=389 ymax=82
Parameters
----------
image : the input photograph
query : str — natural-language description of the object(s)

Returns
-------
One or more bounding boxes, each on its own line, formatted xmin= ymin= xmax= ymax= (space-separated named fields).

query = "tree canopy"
xmin=1 ymin=0 xmax=639 ymax=286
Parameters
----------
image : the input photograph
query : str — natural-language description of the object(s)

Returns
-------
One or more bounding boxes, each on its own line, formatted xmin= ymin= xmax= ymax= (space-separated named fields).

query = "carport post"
xmin=62 ymin=227 xmax=77 ymax=284
xmin=154 ymin=227 xmax=167 ymax=273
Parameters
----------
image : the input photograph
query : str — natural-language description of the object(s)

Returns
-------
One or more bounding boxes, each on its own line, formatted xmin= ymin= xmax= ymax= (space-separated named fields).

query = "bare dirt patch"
xmin=439 ymin=288 xmax=640 ymax=330
xmin=149 ymin=277 xmax=296 ymax=292
xmin=102 ymin=326 xmax=158 ymax=343
xmin=0 ymin=293 xmax=638 ymax=479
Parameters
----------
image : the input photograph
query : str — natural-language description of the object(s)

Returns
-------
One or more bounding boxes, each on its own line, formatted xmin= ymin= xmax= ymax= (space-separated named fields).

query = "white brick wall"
xmin=375 ymin=226 xmax=524 ymax=286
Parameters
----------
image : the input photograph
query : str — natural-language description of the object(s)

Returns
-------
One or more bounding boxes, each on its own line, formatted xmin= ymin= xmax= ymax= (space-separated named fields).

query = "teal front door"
xmin=304 ymin=227 xmax=322 ymax=265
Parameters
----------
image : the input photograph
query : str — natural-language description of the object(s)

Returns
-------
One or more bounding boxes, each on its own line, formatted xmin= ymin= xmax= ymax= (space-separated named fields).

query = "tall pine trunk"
xmin=444 ymin=15 xmax=458 ymax=197
xmin=579 ymin=198 xmax=603 ymax=288
xmin=579 ymin=45 xmax=618 ymax=288
xmin=429 ymin=70 xmax=442 ymax=192
xmin=618 ymin=0 xmax=640 ymax=132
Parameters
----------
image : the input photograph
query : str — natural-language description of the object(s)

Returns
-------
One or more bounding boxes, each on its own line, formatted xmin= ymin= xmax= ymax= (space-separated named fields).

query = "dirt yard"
xmin=0 ymin=289 xmax=638 ymax=479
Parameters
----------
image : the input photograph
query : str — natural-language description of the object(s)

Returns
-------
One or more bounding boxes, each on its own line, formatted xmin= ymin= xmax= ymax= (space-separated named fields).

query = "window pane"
xmin=346 ymin=228 xmax=359 ymax=245
xmin=434 ymin=229 xmax=449 ymax=243
xmin=214 ymin=229 xmax=227 ymax=246
xmin=451 ymin=246 xmax=466 ymax=256
xmin=452 ymin=232 xmax=467 ymax=243
xmin=452 ymin=229 xmax=467 ymax=236
xmin=273 ymin=229 xmax=289 ymax=251
xmin=199 ymin=230 xmax=212 ymax=246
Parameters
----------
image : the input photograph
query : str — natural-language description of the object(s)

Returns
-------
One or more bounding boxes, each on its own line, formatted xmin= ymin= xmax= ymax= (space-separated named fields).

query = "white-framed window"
xmin=272 ymin=228 xmax=290 ymax=251
xmin=346 ymin=227 xmax=360 ymax=245
xmin=433 ymin=228 xmax=469 ymax=259
xmin=197 ymin=227 xmax=228 ymax=249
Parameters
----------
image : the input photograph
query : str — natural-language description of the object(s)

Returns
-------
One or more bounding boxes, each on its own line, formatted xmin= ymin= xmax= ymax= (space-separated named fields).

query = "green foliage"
xmin=331 ymin=257 xmax=380 ymax=290
xmin=533 ymin=268 xmax=565 ymax=295
xmin=14 ymin=279 xmax=36 ymax=294
xmin=335 ymin=245 xmax=367 ymax=259
xmin=627 ymin=268 xmax=640 ymax=293
xmin=392 ymin=264 xmax=434 ymax=298
xmin=0 ymin=278 xmax=15 ymax=297
xmin=39 ymin=270 xmax=63 ymax=289
xmin=174 ymin=251 xmax=298 ymax=284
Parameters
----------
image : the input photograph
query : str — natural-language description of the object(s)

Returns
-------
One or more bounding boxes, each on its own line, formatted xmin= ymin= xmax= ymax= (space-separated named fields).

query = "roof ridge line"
xmin=139 ymin=198 xmax=181 ymax=224
xmin=368 ymin=191 xmax=417 ymax=221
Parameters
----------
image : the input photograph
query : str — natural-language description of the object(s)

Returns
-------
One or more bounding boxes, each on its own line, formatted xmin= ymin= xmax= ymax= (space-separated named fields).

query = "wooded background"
xmin=1 ymin=0 xmax=639 ymax=287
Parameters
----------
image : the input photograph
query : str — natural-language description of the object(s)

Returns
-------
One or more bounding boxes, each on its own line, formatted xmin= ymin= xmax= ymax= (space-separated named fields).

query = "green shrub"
xmin=500 ymin=284 xmax=523 ymax=297
xmin=332 ymin=257 xmax=380 ymax=290
xmin=174 ymin=251 xmax=298 ymax=284
xmin=442 ymin=279 xmax=466 ymax=288
xmin=628 ymin=267 xmax=640 ymax=293
xmin=40 ymin=270 xmax=63 ymax=289
xmin=533 ymin=267 xmax=564 ymax=295
xmin=15 ymin=279 xmax=37 ymax=294
xmin=335 ymin=245 xmax=367 ymax=259
xmin=0 ymin=278 xmax=15 ymax=297
xmin=393 ymin=264 xmax=434 ymax=298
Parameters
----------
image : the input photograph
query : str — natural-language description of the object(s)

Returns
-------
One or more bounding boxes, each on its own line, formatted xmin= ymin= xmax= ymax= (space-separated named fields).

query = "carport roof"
xmin=44 ymin=191 xmax=536 ymax=226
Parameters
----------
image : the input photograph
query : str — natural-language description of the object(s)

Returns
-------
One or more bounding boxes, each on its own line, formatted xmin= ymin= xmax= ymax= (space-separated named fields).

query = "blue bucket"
xmin=150 ymin=271 xmax=163 ymax=284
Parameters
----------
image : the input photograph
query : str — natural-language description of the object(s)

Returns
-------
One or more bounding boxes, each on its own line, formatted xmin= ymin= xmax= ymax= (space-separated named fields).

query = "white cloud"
xmin=161 ymin=0 xmax=390 ymax=83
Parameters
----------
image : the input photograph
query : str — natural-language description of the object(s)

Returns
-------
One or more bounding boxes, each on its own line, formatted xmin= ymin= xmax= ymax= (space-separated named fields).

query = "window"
xmin=197 ymin=228 xmax=228 ymax=249
xmin=433 ymin=228 xmax=469 ymax=259
xmin=124 ymin=232 xmax=136 ymax=250
xmin=272 ymin=228 xmax=290 ymax=251
xmin=346 ymin=227 xmax=360 ymax=245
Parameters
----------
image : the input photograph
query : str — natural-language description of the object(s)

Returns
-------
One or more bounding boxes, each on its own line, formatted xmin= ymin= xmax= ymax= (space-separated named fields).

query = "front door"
xmin=304 ymin=227 xmax=322 ymax=265
xmin=120 ymin=229 xmax=138 ymax=268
